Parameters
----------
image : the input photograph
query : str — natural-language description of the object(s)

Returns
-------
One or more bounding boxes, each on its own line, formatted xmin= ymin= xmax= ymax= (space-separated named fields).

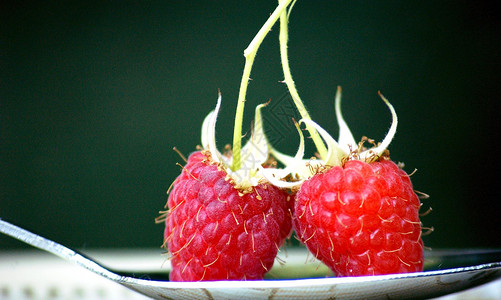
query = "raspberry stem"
xmin=278 ymin=1 xmax=328 ymax=160
xmin=231 ymin=0 xmax=295 ymax=172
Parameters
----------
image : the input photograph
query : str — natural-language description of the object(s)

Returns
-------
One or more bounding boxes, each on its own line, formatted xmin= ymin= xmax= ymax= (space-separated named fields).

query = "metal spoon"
xmin=1 ymin=218 xmax=501 ymax=300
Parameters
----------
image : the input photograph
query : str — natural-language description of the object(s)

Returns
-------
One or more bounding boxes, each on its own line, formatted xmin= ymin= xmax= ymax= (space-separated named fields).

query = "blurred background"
xmin=1 ymin=1 xmax=500 ymax=251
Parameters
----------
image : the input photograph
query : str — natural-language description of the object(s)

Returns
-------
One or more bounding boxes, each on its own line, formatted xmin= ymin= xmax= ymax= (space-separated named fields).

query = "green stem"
xmin=231 ymin=0 xmax=294 ymax=171
xmin=278 ymin=0 xmax=328 ymax=159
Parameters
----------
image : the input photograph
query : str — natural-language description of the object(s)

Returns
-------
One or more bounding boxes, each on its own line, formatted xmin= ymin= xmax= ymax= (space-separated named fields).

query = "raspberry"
xmin=293 ymin=158 xmax=424 ymax=276
xmin=163 ymin=151 xmax=292 ymax=281
xmin=259 ymin=81 xmax=429 ymax=277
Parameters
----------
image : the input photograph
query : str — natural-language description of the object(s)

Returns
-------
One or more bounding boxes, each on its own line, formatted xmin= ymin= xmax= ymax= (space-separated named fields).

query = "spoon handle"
xmin=0 ymin=218 xmax=121 ymax=281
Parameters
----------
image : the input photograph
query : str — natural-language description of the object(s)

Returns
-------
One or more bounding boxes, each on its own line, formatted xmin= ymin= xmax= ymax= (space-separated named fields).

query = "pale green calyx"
xmin=260 ymin=87 xmax=399 ymax=189
xmin=201 ymin=92 xmax=299 ymax=190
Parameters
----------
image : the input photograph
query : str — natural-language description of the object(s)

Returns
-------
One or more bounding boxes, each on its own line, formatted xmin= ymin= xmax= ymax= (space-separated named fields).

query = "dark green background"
xmin=1 ymin=1 xmax=500 ymax=250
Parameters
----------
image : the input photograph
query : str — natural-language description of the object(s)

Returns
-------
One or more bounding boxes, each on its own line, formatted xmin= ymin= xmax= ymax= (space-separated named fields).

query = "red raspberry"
xmin=293 ymin=158 xmax=424 ymax=276
xmin=163 ymin=151 xmax=293 ymax=281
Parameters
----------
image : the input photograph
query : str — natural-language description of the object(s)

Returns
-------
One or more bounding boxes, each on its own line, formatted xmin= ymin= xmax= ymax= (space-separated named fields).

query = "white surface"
xmin=435 ymin=279 xmax=501 ymax=300
xmin=0 ymin=249 xmax=165 ymax=300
